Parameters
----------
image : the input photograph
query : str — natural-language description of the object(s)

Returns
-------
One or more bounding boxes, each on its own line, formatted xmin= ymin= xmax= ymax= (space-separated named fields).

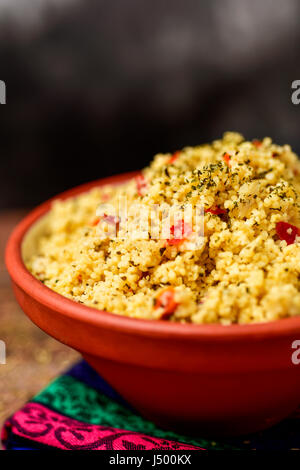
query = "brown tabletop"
xmin=0 ymin=210 xmax=79 ymax=445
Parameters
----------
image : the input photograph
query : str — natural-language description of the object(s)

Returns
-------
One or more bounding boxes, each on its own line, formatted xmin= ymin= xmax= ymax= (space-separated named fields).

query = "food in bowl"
xmin=26 ymin=132 xmax=300 ymax=324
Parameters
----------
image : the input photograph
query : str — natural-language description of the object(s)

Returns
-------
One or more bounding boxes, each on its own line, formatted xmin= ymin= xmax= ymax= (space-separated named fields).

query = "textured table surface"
xmin=0 ymin=210 xmax=79 ymax=445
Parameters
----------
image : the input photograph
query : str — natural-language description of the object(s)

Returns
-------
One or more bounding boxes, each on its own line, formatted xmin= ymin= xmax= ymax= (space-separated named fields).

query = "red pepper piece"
xmin=102 ymin=213 xmax=120 ymax=228
xmin=166 ymin=238 xmax=183 ymax=246
xmin=90 ymin=217 xmax=101 ymax=226
xmin=135 ymin=174 xmax=148 ymax=196
xmin=90 ymin=215 xmax=120 ymax=228
xmin=205 ymin=206 xmax=227 ymax=215
xmin=253 ymin=139 xmax=262 ymax=148
xmin=166 ymin=220 xmax=192 ymax=245
xmin=276 ymin=221 xmax=300 ymax=245
xmin=155 ymin=287 xmax=178 ymax=319
xmin=222 ymin=153 xmax=231 ymax=166
xmin=168 ymin=151 xmax=181 ymax=164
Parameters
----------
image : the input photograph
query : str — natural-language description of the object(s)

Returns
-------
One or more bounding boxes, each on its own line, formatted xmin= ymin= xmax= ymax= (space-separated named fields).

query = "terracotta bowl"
xmin=5 ymin=172 xmax=300 ymax=437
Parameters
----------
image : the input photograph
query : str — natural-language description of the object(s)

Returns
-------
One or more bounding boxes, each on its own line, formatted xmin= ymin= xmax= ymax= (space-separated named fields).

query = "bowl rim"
xmin=5 ymin=171 xmax=300 ymax=341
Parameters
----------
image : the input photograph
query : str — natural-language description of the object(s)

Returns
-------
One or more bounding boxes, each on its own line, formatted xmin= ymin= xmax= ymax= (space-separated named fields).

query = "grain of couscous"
xmin=27 ymin=133 xmax=300 ymax=324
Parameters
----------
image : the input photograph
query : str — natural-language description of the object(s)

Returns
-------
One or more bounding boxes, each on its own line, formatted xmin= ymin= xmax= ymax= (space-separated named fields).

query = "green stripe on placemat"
xmin=33 ymin=375 xmax=237 ymax=450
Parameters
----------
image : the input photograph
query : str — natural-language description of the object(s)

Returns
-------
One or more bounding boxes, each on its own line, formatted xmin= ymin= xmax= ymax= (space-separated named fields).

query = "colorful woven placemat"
xmin=1 ymin=361 xmax=300 ymax=450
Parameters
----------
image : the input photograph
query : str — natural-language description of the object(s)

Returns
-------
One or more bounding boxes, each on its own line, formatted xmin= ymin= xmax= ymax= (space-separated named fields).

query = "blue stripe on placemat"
xmin=66 ymin=360 xmax=132 ymax=409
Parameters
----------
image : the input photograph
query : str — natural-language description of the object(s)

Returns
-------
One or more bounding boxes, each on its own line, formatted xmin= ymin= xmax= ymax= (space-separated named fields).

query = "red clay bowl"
xmin=5 ymin=172 xmax=300 ymax=437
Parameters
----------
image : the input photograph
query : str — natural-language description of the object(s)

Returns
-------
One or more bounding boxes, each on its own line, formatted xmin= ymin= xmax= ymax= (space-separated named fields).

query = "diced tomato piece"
xmin=102 ymin=213 xmax=120 ymax=228
xmin=135 ymin=174 xmax=148 ymax=196
xmin=155 ymin=287 xmax=178 ymax=319
xmin=166 ymin=238 xmax=183 ymax=246
xmin=276 ymin=221 xmax=300 ymax=245
xmin=222 ymin=153 xmax=231 ymax=166
xmin=253 ymin=139 xmax=262 ymax=148
xmin=90 ymin=217 xmax=101 ymax=226
xmin=171 ymin=219 xmax=193 ymax=238
xmin=90 ymin=214 xmax=120 ymax=228
xmin=205 ymin=206 xmax=227 ymax=215
xmin=166 ymin=219 xmax=192 ymax=245
xmin=168 ymin=151 xmax=181 ymax=164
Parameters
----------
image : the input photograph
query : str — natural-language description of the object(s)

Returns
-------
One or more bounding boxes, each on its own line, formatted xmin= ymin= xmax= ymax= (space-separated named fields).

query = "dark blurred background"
xmin=1 ymin=0 xmax=300 ymax=209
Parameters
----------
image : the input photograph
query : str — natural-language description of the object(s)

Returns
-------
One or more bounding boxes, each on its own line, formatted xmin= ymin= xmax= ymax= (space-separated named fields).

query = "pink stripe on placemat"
xmin=2 ymin=403 xmax=204 ymax=450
